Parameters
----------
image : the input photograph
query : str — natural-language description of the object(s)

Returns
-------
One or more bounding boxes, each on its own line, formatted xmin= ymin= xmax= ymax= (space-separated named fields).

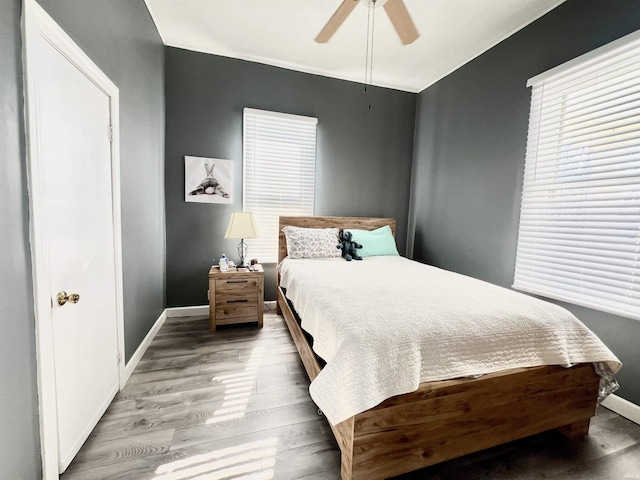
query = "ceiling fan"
xmin=315 ymin=0 xmax=419 ymax=46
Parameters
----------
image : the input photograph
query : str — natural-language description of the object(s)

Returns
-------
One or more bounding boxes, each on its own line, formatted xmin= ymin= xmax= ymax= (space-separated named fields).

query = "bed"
xmin=276 ymin=216 xmax=620 ymax=480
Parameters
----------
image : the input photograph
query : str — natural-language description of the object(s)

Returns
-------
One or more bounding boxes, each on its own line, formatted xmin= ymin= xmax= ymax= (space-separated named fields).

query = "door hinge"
xmin=108 ymin=125 xmax=113 ymax=142
xmin=116 ymin=351 xmax=122 ymax=365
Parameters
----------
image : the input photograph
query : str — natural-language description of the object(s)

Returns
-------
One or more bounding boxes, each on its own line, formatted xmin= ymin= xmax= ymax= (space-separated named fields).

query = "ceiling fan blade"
xmin=383 ymin=0 xmax=419 ymax=45
xmin=315 ymin=0 xmax=358 ymax=43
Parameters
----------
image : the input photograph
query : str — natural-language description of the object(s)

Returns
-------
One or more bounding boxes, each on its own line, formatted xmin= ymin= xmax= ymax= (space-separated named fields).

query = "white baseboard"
xmin=165 ymin=305 xmax=209 ymax=318
xmin=602 ymin=394 xmax=640 ymax=425
xmin=122 ymin=309 xmax=167 ymax=385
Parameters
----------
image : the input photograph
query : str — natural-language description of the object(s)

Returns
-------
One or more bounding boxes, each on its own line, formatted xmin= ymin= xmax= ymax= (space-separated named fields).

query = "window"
xmin=513 ymin=30 xmax=640 ymax=320
xmin=243 ymin=108 xmax=317 ymax=263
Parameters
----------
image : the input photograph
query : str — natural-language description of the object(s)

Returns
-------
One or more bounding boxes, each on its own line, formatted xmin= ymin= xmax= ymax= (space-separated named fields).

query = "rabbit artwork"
xmin=189 ymin=163 xmax=229 ymax=198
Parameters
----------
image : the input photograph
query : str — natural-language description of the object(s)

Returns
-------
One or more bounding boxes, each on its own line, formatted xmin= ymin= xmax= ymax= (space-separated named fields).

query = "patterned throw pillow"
xmin=282 ymin=226 xmax=341 ymax=259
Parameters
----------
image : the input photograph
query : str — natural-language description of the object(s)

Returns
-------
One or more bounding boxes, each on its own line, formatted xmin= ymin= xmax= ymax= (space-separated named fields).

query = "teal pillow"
xmin=345 ymin=225 xmax=399 ymax=257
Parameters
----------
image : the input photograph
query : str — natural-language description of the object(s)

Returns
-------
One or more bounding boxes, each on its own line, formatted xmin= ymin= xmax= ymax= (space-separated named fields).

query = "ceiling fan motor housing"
xmin=359 ymin=0 xmax=390 ymax=7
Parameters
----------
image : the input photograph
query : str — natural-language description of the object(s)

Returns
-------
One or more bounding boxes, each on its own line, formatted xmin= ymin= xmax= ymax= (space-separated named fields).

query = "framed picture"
xmin=185 ymin=156 xmax=232 ymax=204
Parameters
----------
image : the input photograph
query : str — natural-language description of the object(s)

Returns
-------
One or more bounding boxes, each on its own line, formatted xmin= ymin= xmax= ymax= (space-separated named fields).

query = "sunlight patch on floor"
xmin=154 ymin=436 xmax=278 ymax=480
xmin=206 ymin=347 xmax=264 ymax=425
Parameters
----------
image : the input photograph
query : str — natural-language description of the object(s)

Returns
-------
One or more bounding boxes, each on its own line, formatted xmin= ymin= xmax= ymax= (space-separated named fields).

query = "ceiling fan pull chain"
xmin=364 ymin=0 xmax=377 ymax=110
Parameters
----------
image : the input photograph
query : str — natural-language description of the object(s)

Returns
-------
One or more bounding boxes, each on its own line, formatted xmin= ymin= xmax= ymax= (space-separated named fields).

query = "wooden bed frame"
xmin=276 ymin=216 xmax=600 ymax=480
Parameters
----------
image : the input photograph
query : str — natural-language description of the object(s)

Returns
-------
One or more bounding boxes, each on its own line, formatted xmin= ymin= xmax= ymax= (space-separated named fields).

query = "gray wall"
xmin=410 ymin=0 xmax=640 ymax=404
xmin=0 ymin=1 xmax=164 ymax=477
xmin=0 ymin=0 xmax=41 ymax=478
xmin=165 ymin=48 xmax=416 ymax=305
xmin=37 ymin=0 xmax=166 ymax=361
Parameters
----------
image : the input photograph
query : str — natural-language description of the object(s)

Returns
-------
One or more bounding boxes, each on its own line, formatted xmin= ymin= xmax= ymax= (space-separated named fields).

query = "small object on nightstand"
xmin=208 ymin=264 xmax=264 ymax=331
xmin=218 ymin=254 xmax=229 ymax=272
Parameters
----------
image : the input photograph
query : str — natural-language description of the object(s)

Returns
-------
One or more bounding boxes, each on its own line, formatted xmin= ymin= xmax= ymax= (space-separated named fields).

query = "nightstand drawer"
xmin=215 ymin=277 xmax=259 ymax=293
xmin=215 ymin=293 xmax=257 ymax=308
xmin=215 ymin=302 xmax=258 ymax=320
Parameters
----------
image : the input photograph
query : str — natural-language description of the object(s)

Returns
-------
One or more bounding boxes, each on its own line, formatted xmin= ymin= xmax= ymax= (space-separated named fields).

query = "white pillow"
xmin=282 ymin=226 xmax=341 ymax=259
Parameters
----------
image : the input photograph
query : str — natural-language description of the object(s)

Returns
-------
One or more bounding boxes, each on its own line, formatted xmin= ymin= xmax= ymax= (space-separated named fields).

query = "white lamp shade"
xmin=224 ymin=212 xmax=260 ymax=239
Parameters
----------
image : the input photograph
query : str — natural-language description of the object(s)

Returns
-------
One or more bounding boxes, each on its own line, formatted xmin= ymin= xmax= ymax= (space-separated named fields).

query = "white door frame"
xmin=22 ymin=1 xmax=125 ymax=478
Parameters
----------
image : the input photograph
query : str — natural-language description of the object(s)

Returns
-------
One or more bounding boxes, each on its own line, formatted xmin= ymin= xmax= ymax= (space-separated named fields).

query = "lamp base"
xmin=237 ymin=238 xmax=248 ymax=270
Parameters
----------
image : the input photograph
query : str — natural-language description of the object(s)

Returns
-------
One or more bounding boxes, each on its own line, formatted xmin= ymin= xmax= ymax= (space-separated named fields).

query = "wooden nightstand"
xmin=208 ymin=265 xmax=264 ymax=331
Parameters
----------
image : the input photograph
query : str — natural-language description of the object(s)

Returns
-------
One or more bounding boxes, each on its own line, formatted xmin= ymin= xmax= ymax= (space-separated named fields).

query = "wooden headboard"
xmin=277 ymin=216 xmax=396 ymax=265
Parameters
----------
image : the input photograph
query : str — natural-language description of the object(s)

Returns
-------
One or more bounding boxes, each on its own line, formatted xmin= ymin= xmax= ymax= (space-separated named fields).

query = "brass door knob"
xmin=57 ymin=291 xmax=80 ymax=306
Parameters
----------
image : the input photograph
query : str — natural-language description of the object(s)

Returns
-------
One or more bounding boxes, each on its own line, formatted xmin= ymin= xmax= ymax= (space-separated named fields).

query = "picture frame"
xmin=184 ymin=156 xmax=233 ymax=204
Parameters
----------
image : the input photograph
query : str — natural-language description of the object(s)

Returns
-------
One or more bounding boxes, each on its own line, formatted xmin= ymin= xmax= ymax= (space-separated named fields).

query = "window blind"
xmin=513 ymin=30 xmax=640 ymax=321
xmin=243 ymin=108 xmax=317 ymax=263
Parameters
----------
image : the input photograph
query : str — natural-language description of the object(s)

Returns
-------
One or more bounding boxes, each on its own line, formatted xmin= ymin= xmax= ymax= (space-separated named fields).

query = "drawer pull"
xmin=227 ymin=299 xmax=248 ymax=304
xmin=227 ymin=280 xmax=248 ymax=284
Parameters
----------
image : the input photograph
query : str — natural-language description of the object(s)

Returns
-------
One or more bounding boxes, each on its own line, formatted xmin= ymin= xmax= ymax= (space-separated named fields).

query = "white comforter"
xmin=279 ymin=256 xmax=621 ymax=426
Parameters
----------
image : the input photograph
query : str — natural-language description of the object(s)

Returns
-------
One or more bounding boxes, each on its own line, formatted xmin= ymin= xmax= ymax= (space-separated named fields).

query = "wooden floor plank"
xmin=61 ymin=452 xmax=177 ymax=480
xmin=88 ymin=384 xmax=316 ymax=446
xmin=163 ymin=417 xmax=334 ymax=461
xmin=555 ymin=442 xmax=640 ymax=480
xmin=87 ymin=405 xmax=189 ymax=444
xmin=170 ymin=401 xmax=322 ymax=451
xmin=67 ymin=428 xmax=176 ymax=473
xmin=126 ymin=365 xmax=202 ymax=386
xmin=61 ymin=311 xmax=639 ymax=480
xmin=134 ymin=348 xmax=240 ymax=373
xmin=257 ymin=372 xmax=310 ymax=394
xmin=145 ymin=330 xmax=293 ymax=359
xmin=270 ymin=441 xmax=341 ymax=480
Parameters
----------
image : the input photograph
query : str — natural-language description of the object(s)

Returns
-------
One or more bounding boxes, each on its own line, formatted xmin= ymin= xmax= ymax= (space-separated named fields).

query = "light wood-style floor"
xmin=61 ymin=307 xmax=640 ymax=480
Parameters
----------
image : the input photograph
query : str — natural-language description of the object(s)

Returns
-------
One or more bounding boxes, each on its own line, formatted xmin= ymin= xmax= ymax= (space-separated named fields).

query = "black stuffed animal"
xmin=337 ymin=231 xmax=363 ymax=261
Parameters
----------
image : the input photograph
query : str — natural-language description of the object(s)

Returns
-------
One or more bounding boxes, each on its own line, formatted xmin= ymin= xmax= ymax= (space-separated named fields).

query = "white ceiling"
xmin=145 ymin=0 xmax=566 ymax=93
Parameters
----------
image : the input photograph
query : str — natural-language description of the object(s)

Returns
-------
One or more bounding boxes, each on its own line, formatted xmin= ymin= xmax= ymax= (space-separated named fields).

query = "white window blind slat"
xmin=516 ymin=264 xmax=638 ymax=292
xmin=243 ymin=108 xmax=317 ymax=263
xmin=513 ymin=31 xmax=640 ymax=321
xmin=524 ymin=169 xmax=640 ymax=186
xmin=516 ymin=252 xmax=634 ymax=273
xmin=515 ymin=285 xmax=640 ymax=320
xmin=517 ymin=239 xmax=640 ymax=256
xmin=531 ymin=87 xmax=640 ymax=123
xmin=514 ymin=280 xmax=640 ymax=309
xmin=532 ymin=128 xmax=640 ymax=158
xmin=521 ymin=176 xmax=640 ymax=193
xmin=531 ymin=69 xmax=640 ymax=117
xmin=523 ymin=153 xmax=640 ymax=176
xmin=521 ymin=186 xmax=640 ymax=197
xmin=516 ymin=244 xmax=637 ymax=262
xmin=533 ymin=115 xmax=640 ymax=150
xmin=530 ymin=70 xmax=640 ymax=117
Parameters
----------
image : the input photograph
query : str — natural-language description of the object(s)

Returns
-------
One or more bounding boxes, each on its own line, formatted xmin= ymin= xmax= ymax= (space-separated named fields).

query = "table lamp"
xmin=224 ymin=212 xmax=260 ymax=268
